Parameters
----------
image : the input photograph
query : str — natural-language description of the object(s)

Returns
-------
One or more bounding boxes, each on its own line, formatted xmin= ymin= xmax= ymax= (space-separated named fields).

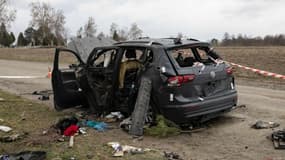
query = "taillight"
xmin=167 ymin=74 xmax=195 ymax=87
xmin=226 ymin=67 xmax=233 ymax=75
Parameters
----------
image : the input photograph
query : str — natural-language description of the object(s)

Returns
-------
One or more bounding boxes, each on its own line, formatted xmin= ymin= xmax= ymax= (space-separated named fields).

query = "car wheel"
xmin=129 ymin=77 xmax=152 ymax=136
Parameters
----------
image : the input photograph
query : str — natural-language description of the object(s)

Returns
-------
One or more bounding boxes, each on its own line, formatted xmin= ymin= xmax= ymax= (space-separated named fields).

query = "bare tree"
xmin=177 ymin=32 xmax=183 ymax=39
xmin=84 ymin=17 xmax=96 ymax=37
xmin=118 ymin=28 xmax=128 ymax=41
xmin=76 ymin=27 xmax=83 ymax=38
xmin=128 ymin=23 xmax=142 ymax=40
xmin=109 ymin=22 xmax=118 ymax=37
xmin=29 ymin=2 xmax=66 ymax=45
xmin=97 ymin=32 xmax=105 ymax=39
xmin=53 ymin=9 xmax=66 ymax=43
xmin=0 ymin=0 xmax=16 ymax=28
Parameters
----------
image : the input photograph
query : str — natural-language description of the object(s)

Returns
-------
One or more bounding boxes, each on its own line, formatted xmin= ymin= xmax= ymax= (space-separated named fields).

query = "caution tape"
xmin=226 ymin=61 xmax=285 ymax=80
xmin=0 ymin=76 xmax=46 ymax=79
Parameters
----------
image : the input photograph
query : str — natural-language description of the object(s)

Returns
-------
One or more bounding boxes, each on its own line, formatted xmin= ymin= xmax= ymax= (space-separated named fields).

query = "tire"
xmin=129 ymin=77 xmax=152 ymax=136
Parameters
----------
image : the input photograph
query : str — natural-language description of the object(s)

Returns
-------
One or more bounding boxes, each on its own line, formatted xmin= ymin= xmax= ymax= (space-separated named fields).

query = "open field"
xmin=0 ymin=47 xmax=284 ymax=89
xmin=216 ymin=47 xmax=285 ymax=89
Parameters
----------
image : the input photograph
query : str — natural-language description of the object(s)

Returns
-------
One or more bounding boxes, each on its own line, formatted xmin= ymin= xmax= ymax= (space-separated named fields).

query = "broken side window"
xmin=91 ymin=49 xmax=117 ymax=68
xmin=58 ymin=51 xmax=81 ymax=69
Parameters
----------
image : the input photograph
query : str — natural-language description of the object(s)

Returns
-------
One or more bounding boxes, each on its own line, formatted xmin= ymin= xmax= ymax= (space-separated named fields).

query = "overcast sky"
xmin=10 ymin=0 xmax=285 ymax=41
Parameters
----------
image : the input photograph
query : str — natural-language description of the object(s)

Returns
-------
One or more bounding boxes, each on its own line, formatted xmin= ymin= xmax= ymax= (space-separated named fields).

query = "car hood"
xmin=67 ymin=37 xmax=116 ymax=63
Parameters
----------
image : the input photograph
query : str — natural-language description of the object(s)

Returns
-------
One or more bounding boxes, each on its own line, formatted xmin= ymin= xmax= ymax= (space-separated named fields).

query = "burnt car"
xmin=52 ymin=38 xmax=237 ymax=131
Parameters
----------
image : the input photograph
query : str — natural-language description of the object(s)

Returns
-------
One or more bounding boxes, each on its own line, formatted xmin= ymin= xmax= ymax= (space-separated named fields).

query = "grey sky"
xmin=10 ymin=0 xmax=285 ymax=41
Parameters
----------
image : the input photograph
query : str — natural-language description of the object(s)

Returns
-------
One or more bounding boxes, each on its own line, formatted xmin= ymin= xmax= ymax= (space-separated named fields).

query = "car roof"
xmin=114 ymin=38 xmax=210 ymax=49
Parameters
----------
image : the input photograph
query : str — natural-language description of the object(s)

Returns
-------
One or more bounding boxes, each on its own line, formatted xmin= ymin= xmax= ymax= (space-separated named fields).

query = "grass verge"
xmin=0 ymin=90 xmax=163 ymax=160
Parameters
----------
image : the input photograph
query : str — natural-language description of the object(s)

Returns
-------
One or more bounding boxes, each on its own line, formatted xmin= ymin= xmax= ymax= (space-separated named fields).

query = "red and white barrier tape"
xmin=225 ymin=61 xmax=285 ymax=80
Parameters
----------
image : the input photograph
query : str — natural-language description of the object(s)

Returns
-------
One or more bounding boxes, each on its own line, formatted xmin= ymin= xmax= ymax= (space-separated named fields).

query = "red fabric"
xmin=63 ymin=125 xmax=79 ymax=136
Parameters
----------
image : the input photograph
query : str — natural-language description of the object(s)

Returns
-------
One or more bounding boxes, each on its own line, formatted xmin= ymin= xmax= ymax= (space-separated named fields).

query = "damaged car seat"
xmin=119 ymin=49 xmax=142 ymax=89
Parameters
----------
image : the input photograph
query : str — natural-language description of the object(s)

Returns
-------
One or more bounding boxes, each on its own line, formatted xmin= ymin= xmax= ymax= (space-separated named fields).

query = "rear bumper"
xmin=161 ymin=90 xmax=238 ymax=124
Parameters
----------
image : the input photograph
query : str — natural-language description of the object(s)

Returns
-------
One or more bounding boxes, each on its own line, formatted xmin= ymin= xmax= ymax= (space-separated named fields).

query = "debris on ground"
xmin=271 ymin=129 xmax=285 ymax=149
xmin=120 ymin=117 xmax=132 ymax=132
xmin=107 ymin=142 xmax=152 ymax=157
xmin=236 ymin=104 xmax=246 ymax=108
xmin=105 ymin=112 xmax=124 ymax=120
xmin=84 ymin=120 xmax=108 ymax=131
xmin=0 ymin=151 xmax=46 ymax=160
xmin=0 ymin=97 xmax=4 ymax=102
xmin=251 ymin=120 xmax=280 ymax=129
xmin=38 ymin=95 xmax=49 ymax=101
xmin=144 ymin=115 xmax=181 ymax=137
xmin=0 ymin=132 xmax=28 ymax=143
xmin=0 ymin=125 xmax=12 ymax=132
xmin=32 ymin=90 xmax=53 ymax=101
xmin=55 ymin=116 xmax=79 ymax=134
xmin=69 ymin=135 xmax=75 ymax=148
xmin=63 ymin=124 xmax=79 ymax=136
xmin=164 ymin=151 xmax=184 ymax=160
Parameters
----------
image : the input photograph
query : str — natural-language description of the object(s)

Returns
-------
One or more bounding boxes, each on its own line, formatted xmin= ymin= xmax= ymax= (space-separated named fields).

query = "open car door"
xmin=52 ymin=48 xmax=86 ymax=110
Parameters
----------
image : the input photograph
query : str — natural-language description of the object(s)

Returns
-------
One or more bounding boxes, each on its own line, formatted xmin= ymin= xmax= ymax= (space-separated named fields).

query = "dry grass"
xmin=0 ymin=48 xmax=76 ymax=64
xmin=216 ymin=46 xmax=285 ymax=89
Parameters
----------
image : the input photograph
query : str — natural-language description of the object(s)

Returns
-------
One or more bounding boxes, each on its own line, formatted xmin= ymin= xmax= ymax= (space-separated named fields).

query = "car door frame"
xmin=52 ymin=48 xmax=86 ymax=110
xmin=85 ymin=46 xmax=123 ymax=113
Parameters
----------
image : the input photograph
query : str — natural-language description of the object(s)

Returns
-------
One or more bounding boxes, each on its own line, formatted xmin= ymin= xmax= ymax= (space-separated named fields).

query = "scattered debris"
xmin=0 ymin=132 xmax=28 ymax=143
xmin=252 ymin=120 xmax=280 ymax=129
xmin=84 ymin=120 xmax=108 ymax=131
xmin=164 ymin=151 xmax=183 ymax=160
xmin=0 ymin=125 xmax=12 ymax=132
xmin=79 ymin=127 xmax=87 ymax=135
xmin=63 ymin=124 xmax=79 ymax=136
xmin=119 ymin=117 xmax=132 ymax=132
xmin=69 ymin=135 xmax=75 ymax=148
xmin=271 ymin=129 xmax=285 ymax=149
xmin=38 ymin=95 xmax=49 ymax=101
xmin=107 ymin=142 xmax=151 ymax=157
xmin=0 ymin=151 xmax=46 ymax=160
xmin=0 ymin=119 xmax=4 ymax=123
xmin=32 ymin=90 xmax=53 ymax=101
xmin=0 ymin=98 xmax=4 ymax=102
xmin=21 ymin=111 xmax=26 ymax=121
xmin=105 ymin=112 xmax=124 ymax=120
xmin=236 ymin=104 xmax=246 ymax=108
xmin=144 ymin=115 xmax=181 ymax=137
xmin=56 ymin=117 xmax=79 ymax=134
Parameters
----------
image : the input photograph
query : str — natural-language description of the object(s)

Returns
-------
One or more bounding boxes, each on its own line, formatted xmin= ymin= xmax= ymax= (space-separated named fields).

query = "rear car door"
xmin=52 ymin=48 xmax=86 ymax=110
xmin=85 ymin=47 xmax=121 ymax=113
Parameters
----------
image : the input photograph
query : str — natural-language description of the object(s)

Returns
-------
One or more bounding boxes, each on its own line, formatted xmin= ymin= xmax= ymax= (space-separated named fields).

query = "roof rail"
xmin=187 ymin=38 xmax=199 ymax=41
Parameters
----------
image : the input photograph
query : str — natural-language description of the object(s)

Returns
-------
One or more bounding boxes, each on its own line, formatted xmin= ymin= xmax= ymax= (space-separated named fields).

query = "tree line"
xmin=1 ymin=0 xmax=285 ymax=47
xmin=211 ymin=32 xmax=285 ymax=46
xmin=0 ymin=1 xmax=143 ymax=47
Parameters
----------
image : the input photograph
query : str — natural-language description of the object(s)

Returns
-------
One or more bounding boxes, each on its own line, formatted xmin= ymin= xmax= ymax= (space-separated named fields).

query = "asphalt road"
xmin=0 ymin=59 xmax=285 ymax=159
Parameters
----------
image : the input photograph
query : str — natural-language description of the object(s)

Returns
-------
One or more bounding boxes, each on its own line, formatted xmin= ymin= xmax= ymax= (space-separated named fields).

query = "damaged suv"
xmin=52 ymin=38 xmax=237 ymax=133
